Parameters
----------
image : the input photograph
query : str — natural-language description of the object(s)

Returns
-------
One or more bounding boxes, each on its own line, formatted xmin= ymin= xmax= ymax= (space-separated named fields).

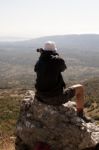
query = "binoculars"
xmin=36 ymin=48 xmax=44 ymax=53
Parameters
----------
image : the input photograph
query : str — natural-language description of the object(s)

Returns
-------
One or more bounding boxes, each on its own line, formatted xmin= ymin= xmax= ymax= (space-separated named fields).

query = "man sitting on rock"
xmin=34 ymin=41 xmax=91 ymax=122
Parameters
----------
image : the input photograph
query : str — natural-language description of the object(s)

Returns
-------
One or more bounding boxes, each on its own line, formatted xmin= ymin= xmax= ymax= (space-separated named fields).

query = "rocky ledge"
xmin=15 ymin=90 xmax=99 ymax=150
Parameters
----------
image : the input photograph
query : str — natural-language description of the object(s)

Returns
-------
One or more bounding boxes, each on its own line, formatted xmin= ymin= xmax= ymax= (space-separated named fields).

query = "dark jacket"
xmin=34 ymin=51 xmax=67 ymax=97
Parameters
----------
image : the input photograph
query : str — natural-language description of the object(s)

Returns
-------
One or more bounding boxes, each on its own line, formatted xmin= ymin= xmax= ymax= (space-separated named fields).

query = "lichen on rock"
xmin=15 ymin=90 xmax=99 ymax=150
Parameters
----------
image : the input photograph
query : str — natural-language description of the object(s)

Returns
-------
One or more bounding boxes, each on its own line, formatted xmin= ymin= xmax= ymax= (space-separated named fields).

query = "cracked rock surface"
xmin=15 ymin=91 xmax=99 ymax=150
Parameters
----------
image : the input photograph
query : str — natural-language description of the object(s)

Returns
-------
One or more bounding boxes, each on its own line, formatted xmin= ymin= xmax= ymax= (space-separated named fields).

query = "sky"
xmin=0 ymin=0 xmax=99 ymax=39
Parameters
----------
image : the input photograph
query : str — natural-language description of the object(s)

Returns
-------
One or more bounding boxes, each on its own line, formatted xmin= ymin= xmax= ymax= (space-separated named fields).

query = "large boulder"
xmin=15 ymin=91 xmax=99 ymax=150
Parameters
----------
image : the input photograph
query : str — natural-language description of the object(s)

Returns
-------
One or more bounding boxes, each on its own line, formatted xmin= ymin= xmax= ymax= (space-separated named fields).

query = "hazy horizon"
xmin=1 ymin=33 xmax=99 ymax=42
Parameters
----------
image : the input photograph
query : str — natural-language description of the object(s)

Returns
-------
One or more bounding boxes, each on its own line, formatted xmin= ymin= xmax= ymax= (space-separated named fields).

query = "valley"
xmin=0 ymin=34 xmax=99 ymax=149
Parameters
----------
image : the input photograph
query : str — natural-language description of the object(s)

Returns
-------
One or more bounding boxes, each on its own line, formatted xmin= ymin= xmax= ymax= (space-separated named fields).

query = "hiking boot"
xmin=77 ymin=111 xmax=94 ymax=123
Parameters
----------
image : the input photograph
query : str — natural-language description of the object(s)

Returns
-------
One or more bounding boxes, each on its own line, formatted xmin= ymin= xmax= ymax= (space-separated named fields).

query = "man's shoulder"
xmin=52 ymin=55 xmax=64 ymax=62
xmin=52 ymin=55 xmax=67 ymax=71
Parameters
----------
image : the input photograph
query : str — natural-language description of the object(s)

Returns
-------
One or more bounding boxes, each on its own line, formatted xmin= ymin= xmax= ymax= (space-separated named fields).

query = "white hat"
xmin=43 ymin=41 xmax=57 ymax=52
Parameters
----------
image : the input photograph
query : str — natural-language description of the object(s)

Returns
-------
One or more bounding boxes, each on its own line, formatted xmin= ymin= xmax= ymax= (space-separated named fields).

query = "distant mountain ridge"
xmin=0 ymin=34 xmax=99 ymax=51
xmin=0 ymin=34 xmax=99 ymax=89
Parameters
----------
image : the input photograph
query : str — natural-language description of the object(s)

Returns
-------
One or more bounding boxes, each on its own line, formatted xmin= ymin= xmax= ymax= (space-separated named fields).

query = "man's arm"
xmin=34 ymin=61 xmax=39 ymax=72
xmin=57 ymin=57 xmax=67 ymax=72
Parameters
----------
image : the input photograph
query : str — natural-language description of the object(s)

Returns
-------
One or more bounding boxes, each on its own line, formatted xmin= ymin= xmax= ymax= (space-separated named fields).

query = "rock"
xmin=15 ymin=90 xmax=99 ymax=150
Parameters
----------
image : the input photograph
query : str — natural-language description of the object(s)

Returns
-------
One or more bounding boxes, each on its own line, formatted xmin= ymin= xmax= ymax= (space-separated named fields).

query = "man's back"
xmin=34 ymin=51 xmax=66 ymax=97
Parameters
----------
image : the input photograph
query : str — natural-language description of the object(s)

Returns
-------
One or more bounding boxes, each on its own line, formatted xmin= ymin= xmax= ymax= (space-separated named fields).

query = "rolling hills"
xmin=0 ymin=34 xmax=99 ymax=88
xmin=0 ymin=34 xmax=99 ymax=149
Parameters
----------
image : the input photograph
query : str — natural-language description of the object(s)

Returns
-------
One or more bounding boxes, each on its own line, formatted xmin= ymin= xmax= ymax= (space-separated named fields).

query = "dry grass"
xmin=0 ymin=89 xmax=25 ymax=150
xmin=0 ymin=136 xmax=15 ymax=150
